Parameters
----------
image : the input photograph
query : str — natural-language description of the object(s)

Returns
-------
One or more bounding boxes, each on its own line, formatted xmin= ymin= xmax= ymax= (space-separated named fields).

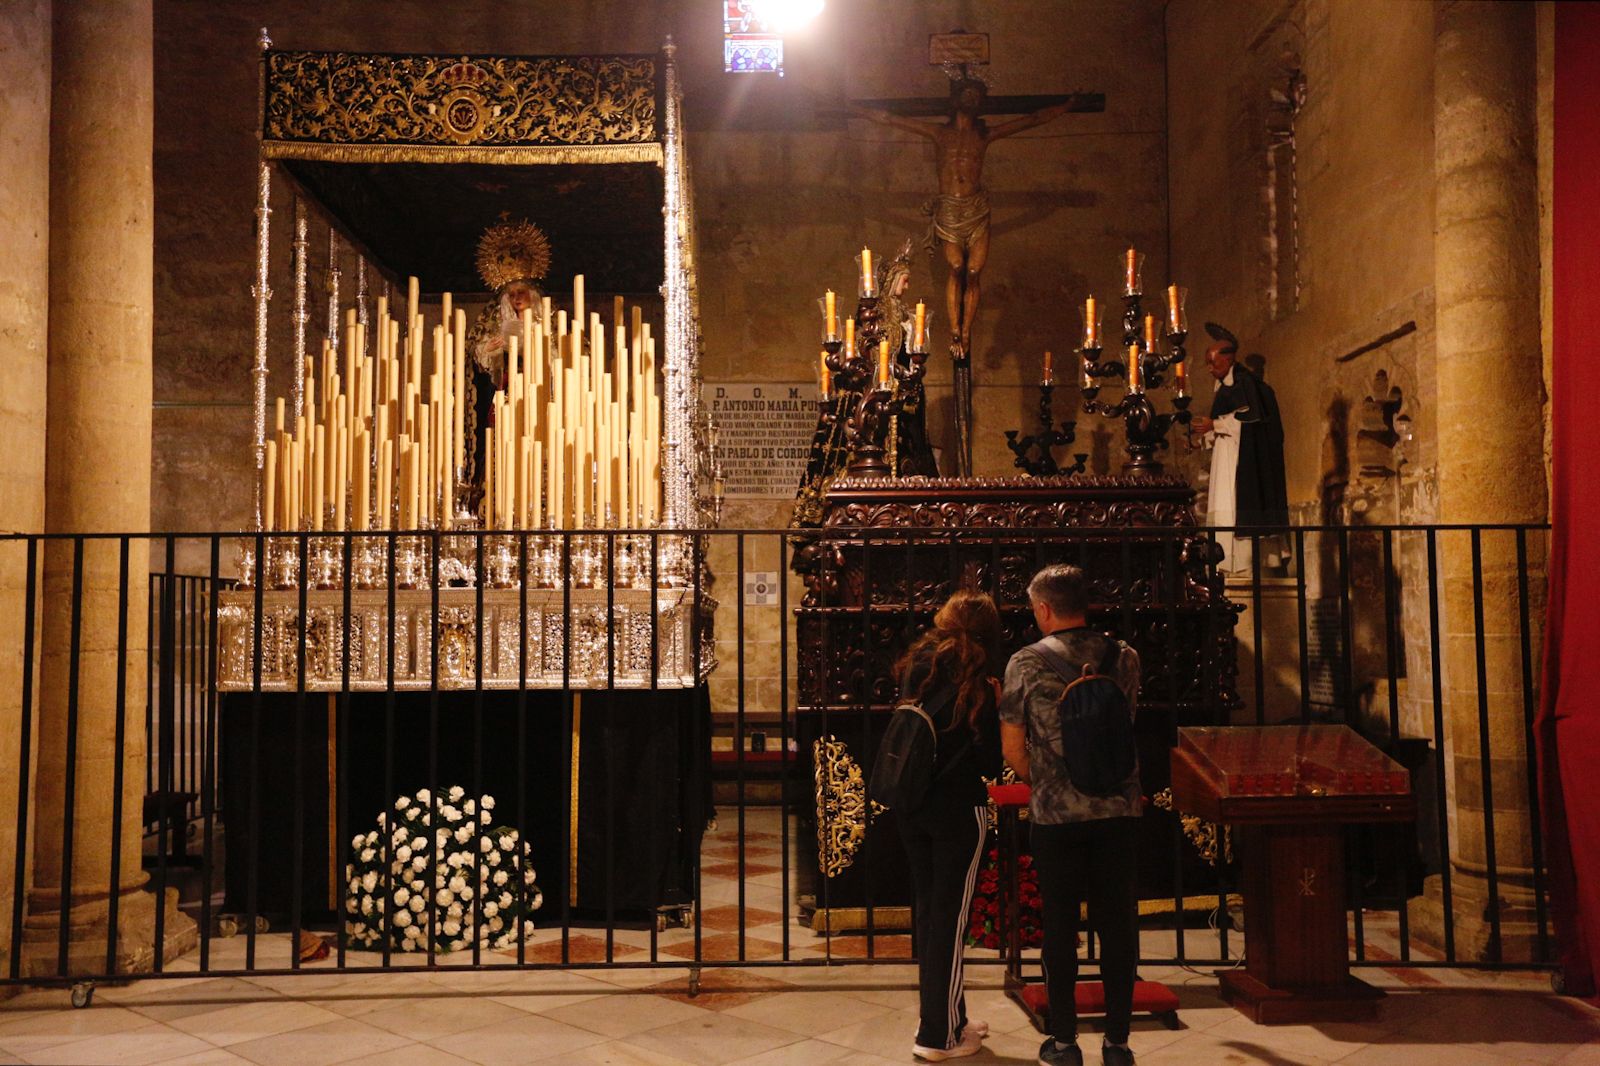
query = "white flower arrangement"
xmin=344 ymin=787 xmax=543 ymax=953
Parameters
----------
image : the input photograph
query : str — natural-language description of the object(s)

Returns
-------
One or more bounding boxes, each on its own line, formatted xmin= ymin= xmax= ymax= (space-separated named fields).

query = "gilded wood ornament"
xmin=812 ymin=735 xmax=884 ymax=878
xmin=264 ymin=51 xmax=659 ymax=150
xmin=1152 ymin=787 xmax=1234 ymax=866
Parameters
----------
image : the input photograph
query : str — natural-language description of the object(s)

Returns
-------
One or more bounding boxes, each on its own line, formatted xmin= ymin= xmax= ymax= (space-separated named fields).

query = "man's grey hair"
xmin=1027 ymin=563 xmax=1088 ymax=618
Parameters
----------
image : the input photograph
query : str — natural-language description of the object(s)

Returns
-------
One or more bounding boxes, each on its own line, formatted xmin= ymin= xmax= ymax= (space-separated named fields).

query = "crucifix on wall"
xmin=830 ymin=32 xmax=1104 ymax=476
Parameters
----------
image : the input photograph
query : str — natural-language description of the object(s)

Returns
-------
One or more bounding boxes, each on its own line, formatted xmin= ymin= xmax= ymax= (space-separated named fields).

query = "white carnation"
xmin=394 ymin=909 xmax=411 ymax=928
xmin=395 ymin=797 xmax=409 ymax=811
xmin=416 ymin=788 xmax=431 ymax=803
xmin=493 ymin=870 xmax=509 ymax=886
xmin=396 ymin=845 xmax=412 ymax=863
xmin=351 ymin=834 xmax=365 ymax=849
xmin=480 ymin=836 xmax=494 ymax=853
xmin=449 ymin=785 xmax=465 ymax=802
xmin=462 ymin=800 xmax=475 ymax=815
xmin=443 ymin=919 xmax=461 ymax=936
xmin=360 ymin=897 xmax=373 ymax=915
xmin=448 ymin=902 xmax=463 ymax=918
xmin=345 ymin=898 xmax=358 ymax=913
xmin=481 ymin=810 xmax=492 ymax=824
xmin=448 ymin=875 xmax=466 ymax=893
xmin=412 ymin=856 xmax=427 ymax=872
xmin=481 ymin=795 xmax=495 ymax=811
xmin=459 ymin=885 xmax=473 ymax=901
xmin=483 ymin=902 xmax=499 ymax=918
xmin=436 ymin=888 xmax=455 ymax=906
xmin=487 ymin=851 xmax=501 ymax=867
xmin=362 ymin=871 xmax=378 ymax=892
xmin=411 ymin=878 xmax=425 ymax=892
xmin=392 ymin=826 xmax=408 ymax=843
xmin=499 ymin=891 xmax=513 ymax=908
xmin=409 ymin=895 xmax=425 ymax=913
xmin=360 ymin=848 xmax=375 ymax=863
xmin=437 ymin=828 xmax=450 ymax=842
xmin=455 ymin=826 xmax=472 ymax=844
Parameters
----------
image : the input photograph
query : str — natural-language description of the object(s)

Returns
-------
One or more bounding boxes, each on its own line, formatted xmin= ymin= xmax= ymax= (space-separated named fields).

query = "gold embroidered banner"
xmin=263 ymin=51 xmax=659 ymax=148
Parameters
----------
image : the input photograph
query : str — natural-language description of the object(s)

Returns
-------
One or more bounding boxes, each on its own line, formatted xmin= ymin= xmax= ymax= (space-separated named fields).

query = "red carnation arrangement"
xmin=966 ymin=845 xmax=1043 ymax=950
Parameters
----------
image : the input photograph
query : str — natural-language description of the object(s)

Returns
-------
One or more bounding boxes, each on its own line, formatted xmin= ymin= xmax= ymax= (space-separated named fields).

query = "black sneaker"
xmin=1102 ymin=1042 xmax=1135 ymax=1066
xmin=1038 ymin=1038 xmax=1083 ymax=1066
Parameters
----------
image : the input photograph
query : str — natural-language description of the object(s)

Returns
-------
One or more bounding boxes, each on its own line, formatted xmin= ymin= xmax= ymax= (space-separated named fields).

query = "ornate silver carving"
xmin=216 ymin=585 xmax=708 ymax=691
xmin=292 ymin=198 xmax=309 ymax=425
xmin=327 ymin=227 xmax=341 ymax=358
xmin=251 ymin=161 xmax=273 ymax=531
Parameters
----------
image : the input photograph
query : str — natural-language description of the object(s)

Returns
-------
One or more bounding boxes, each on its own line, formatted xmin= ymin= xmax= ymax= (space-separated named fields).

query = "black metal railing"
xmin=0 ymin=523 xmax=1555 ymax=988
xmin=146 ymin=573 xmax=216 ymax=848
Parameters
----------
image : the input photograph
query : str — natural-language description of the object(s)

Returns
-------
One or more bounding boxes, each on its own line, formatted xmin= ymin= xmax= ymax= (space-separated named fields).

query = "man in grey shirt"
xmin=1000 ymin=564 xmax=1141 ymax=1066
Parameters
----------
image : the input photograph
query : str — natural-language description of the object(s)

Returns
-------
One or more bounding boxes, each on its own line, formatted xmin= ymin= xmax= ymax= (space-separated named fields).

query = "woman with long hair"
xmin=894 ymin=589 xmax=1004 ymax=1062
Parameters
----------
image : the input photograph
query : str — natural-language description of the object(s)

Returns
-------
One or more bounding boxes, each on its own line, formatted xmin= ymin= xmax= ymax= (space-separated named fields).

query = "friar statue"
xmin=464 ymin=217 xmax=550 ymax=497
xmin=1190 ymin=323 xmax=1289 ymax=574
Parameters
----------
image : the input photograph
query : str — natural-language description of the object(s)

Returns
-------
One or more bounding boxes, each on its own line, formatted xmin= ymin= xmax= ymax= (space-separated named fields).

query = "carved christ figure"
xmin=848 ymin=77 xmax=1081 ymax=358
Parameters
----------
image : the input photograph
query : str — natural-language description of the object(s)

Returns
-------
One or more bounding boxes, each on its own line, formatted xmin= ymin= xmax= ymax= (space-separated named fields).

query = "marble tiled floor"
xmin=1 ymin=809 xmax=1595 ymax=1064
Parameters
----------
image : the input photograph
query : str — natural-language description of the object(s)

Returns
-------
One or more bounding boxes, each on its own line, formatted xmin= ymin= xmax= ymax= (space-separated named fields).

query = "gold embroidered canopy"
xmin=248 ymin=37 xmax=706 ymax=532
xmin=261 ymin=50 xmax=663 ymax=164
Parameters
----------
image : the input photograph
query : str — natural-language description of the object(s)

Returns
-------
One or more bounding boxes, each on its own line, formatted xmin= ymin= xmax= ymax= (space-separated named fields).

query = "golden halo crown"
xmin=476 ymin=217 xmax=552 ymax=291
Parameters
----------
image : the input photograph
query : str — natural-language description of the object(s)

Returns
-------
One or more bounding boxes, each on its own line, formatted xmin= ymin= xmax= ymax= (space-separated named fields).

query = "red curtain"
xmin=1541 ymin=0 xmax=1600 ymax=1001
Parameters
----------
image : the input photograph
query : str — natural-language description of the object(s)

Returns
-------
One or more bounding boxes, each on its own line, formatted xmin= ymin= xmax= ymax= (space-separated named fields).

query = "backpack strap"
xmin=1096 ymin=632 xmax=1123 ymax=678
xmin=1027 ymin=631 xmax=1120 ymax=684
xmin=919 ymin=682 xmax=959 ymax=720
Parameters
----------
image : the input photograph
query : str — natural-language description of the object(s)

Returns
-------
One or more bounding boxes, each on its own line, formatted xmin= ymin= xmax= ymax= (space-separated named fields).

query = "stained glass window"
xmin=723 ymin=1 xmax=784 ymax=74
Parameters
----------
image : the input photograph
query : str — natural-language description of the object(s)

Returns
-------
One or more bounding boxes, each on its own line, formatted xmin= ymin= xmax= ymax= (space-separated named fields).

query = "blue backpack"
xmin=1027 ymin=632 xmax=1138 ymax=797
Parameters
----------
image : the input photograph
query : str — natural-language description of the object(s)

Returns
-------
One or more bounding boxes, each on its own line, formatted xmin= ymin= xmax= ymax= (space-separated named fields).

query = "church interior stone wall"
xmin=0 ymin=0 xmax=51 ymax=977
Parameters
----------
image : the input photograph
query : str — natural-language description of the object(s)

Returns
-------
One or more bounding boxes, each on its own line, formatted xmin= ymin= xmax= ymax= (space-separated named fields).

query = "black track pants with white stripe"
xmin=899 ymin=804 xmax=988 ymax=1050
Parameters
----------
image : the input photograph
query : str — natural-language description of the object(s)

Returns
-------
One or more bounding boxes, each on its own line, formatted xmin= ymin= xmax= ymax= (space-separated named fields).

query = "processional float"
xmin=218 ymin=33 xmax=717 ymax=694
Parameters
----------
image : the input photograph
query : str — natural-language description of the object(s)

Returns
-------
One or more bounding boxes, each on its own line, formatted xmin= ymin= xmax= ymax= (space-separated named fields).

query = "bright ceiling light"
xmin=746 ymin=0 xmax=825 ymax=34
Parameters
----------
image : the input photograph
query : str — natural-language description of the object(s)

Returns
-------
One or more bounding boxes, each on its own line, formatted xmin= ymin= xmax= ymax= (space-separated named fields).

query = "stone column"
xmin=25 ymin=0 xmax=192 ymax=975
xmin=1425 ymin=0 xmax=1547 ymax=962
xmin=0 ymin=0 xmax=53 ymax=978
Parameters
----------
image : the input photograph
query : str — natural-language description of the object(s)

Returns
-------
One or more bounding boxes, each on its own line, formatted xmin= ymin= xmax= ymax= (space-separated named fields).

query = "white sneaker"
xmin=913 ymin=1026 xmax=984 ymax=1061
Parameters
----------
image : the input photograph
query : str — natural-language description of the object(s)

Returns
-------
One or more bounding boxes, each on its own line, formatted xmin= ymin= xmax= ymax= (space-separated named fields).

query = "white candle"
xmin=263 ymin=439 xmax=277 ymax=531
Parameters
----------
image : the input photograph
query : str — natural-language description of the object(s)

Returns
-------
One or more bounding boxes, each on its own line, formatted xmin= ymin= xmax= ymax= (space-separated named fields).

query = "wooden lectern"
xmin=1170 ymin=725 xmax=1415 ymax=1024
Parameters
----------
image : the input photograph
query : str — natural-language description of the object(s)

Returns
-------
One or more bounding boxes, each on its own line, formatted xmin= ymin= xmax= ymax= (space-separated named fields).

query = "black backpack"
xmin=869 ymin=685 xmax=961 ymax=811
xmin=1028 ymin=632 xmax=1138 ymax=797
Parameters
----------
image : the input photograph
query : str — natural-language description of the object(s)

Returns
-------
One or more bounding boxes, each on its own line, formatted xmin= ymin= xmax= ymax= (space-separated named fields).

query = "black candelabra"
xmin=1079 ymin=251 xmax=1193 ymax=476
xmin=815 ymin=291 xmax=930 ymax=479
xmin=1005 ymin=383 xmax=1087 ymax=476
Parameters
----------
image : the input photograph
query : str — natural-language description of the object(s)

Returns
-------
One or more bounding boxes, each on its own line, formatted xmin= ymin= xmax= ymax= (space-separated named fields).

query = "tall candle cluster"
xmin=260 ymin=275 xmax=661 ymax=533
xmin=1073 ymin=246 xmax=1189 ymax=397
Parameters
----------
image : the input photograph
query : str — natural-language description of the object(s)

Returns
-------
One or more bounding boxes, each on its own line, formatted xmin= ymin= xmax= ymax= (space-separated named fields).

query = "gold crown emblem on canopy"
xmin=476 ymin=217 xmax=552 ymax=291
